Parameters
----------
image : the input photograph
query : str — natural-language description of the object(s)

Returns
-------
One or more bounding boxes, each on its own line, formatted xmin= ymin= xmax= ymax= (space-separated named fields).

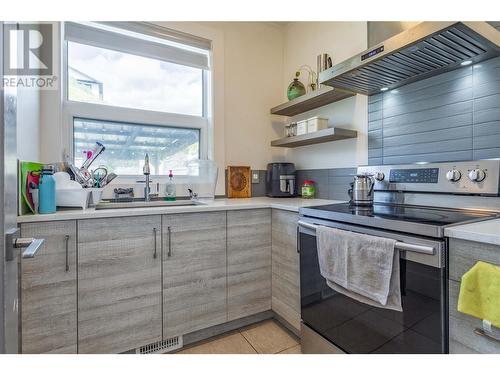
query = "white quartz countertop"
xmin=17 ymin=197 xmax=343 ymax=224
xmin=445 ymin=218 xmax=500 ymax=246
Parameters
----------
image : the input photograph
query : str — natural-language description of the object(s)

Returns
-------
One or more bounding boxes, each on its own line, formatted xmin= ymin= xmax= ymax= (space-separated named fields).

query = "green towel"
xmin=458 ymin=261 xmax=500 ymax=327
xmin=19 ymin=160 xmax=43 ymax=215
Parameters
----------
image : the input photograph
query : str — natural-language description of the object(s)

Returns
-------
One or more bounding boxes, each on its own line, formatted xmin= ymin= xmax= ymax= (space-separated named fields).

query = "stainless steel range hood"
xmin=320 ymin=22 xmax=500 ymax=95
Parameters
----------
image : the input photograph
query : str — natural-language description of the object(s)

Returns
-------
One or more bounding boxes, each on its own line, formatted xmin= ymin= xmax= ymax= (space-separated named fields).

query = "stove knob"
xmin=468 ymin=169 xmax=486 ymax=182
xmin=446 ymin=169 xmax=461 ymax=182
xmin=374 ymin=172 xmax=385 ymax=181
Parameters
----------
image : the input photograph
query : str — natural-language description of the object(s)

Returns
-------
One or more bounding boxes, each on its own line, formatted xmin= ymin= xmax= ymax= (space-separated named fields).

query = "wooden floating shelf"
xmin=271 ymin=127 xmax=357 ymax=148
xmin=270 ymin=86 xmax=356 ymax=116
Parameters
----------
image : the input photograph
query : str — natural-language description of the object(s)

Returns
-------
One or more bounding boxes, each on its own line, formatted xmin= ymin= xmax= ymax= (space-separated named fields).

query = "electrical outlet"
xmin=251 ymin=171 xmax=260 ymax=184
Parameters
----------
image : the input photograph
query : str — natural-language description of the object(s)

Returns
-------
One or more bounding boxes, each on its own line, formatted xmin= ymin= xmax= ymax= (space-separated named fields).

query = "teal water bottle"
xmin=38 ymin=165 xmax=56 ymax=214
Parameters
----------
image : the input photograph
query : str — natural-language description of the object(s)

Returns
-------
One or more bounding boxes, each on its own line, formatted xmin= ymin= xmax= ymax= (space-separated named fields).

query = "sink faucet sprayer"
xmin=188 ymin=189 xmax=198 ymax=201
xmin=143 ymin=153 xmax=151 ymax=202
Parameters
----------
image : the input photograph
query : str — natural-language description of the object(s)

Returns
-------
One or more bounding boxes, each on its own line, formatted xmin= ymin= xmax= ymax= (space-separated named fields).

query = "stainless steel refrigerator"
xmin=0 ymin=21 xmax=21 ymax=353
xmin=1 ymin=22 xmax=47 ymax=354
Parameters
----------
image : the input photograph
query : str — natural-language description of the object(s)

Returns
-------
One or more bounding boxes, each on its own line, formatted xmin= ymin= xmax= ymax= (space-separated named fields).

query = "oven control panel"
xmin=389 ymin=168 xmax=439 ymax=183
xmin=357 ymin=160 xmax=500 ymax=195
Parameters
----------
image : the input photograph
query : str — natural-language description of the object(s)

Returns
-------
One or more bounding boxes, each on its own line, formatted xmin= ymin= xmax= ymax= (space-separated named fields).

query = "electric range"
xmin=300 ymin=202 xmax=498 ymax=239
xmin=298 ymin=160 xmax=500 ymax=354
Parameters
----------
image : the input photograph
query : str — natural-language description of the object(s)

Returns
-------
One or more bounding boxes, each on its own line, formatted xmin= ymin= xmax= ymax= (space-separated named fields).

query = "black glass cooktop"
xmin=301 ymin=203 xmax=498 ymax=227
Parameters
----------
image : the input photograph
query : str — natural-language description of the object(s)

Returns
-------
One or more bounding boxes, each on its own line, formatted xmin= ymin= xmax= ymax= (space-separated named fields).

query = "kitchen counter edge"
xmin=445 ymin=218 xmax=500 ymax=246
xmin=17 ymin=197 xmax=342 ymax=224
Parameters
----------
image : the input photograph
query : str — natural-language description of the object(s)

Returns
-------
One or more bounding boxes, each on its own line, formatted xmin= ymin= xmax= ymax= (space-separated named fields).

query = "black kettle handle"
xmin=348 ymin=182 xmax=353 ymax=202
xmin=369 ymin=177 xmax=375 ymax=196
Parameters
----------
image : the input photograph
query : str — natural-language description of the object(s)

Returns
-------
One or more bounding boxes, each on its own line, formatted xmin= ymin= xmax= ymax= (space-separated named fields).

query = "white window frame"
xmin=61 ymin=22 xmax=212 ymax=179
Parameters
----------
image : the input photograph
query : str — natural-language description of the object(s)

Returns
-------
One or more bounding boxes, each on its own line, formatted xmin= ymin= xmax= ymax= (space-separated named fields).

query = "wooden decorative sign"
xmin=227 ymin=166 xmax=251 ymax=198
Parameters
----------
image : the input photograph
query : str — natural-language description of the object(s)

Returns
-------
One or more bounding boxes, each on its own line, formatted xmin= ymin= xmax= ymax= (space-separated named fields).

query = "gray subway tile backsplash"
xmin=382 ymin=113 xmax=473 ymax=138
xmin=226 ymin=168 xmax=353 ymax=200
xmin=368 ymin=157 xmax=383 ymax=166
xmin=368 ymin=56 xmax=500 ymax=165
xmin=368 ymin=148 xmax=383 ymax=158
xmin=298 ymin=167 xmax=355 ymax=201
xmin=250 ymin=170 xmax=268 ymax=197
xmin=328 ymin=168 xmax=354 ymax=177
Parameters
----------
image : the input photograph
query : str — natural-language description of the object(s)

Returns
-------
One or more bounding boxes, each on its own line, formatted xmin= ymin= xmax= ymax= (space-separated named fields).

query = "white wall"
xmin=206 ymin=22 xmax=285 ymax=169
xmin=17 ymin=88 xmax=41 ymax=161
xmin=39 ymin=23 xmax=63 ymax=164
xmin=281 ymin=22 xmax=368 ymax=169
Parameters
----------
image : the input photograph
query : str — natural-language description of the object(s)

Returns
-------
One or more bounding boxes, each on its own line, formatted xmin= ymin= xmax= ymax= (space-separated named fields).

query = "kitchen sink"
xmin=95 ymin=198 xmax=203 ymax=210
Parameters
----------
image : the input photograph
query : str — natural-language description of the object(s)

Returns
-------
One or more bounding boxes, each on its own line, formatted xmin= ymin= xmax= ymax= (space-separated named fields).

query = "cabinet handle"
xmin=474 ymin=328 xmax=500 ymax=344
xmin=64 ymin=235 xmax=70 ymax=272
xmin=296 ymin=226 xmax=300 ymax=253
xmin=168 ymin=226 xmax=172 ymax=257
xmin=153 ymin=228 xmax=158 ymax=259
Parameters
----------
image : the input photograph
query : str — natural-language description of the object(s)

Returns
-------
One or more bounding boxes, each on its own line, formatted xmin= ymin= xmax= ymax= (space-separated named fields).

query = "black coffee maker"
xmin=266 ymin=163 xmax=297 ymax=197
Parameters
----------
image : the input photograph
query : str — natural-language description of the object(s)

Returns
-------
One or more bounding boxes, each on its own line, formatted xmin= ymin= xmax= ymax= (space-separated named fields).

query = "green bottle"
xmin=165 ymin=170 xmax=176 ymax=201
xmin=287 ymin=71 xmax=306 ymax=100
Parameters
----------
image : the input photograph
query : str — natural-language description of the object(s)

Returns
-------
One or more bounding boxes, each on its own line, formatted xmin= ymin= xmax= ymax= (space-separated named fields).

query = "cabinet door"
xmin=162 ymin=212 xmax=227 ymax=338
xmin=20 ymin=221 xmax=77 ymax=354
xmin=78 ymin=215 xmax=162 ymax=353
xmin=227 ymin=209 xmax=271 ymax=321
xmin=271 ymin=209 xmax=300 ymax=331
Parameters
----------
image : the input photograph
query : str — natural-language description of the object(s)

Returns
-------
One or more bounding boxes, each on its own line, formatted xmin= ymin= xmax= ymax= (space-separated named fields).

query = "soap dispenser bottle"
xmin=165 ymin=170 xmax=176 ymax=201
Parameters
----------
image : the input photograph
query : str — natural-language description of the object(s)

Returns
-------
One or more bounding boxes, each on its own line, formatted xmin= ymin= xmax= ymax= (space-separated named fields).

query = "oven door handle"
xmin=297 ymin=220 xmax=435 ymax=255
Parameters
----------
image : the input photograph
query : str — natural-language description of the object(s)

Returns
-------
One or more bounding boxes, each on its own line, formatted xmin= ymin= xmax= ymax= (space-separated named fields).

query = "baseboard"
xmin=273 ymin=311 xmax=300 ymax=338
xmin=181 ymin=310 xmax=274 ymax=348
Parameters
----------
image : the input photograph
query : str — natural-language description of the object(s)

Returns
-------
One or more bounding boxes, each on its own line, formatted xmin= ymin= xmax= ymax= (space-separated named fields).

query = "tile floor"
xmin=177 ymin=319 xmax=301 ymax=354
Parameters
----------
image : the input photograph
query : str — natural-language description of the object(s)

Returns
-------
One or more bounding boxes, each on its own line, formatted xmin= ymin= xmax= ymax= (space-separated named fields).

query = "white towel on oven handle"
xmin=316 ymin=226 xmax=402 ymax=311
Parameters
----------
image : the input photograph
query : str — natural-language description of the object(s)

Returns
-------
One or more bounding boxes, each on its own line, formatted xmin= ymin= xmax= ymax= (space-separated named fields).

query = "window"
xmin=74 ymin=118 xmax=200 ymax=175
xmin=67 ymin=42 xmax=203 ymax=116
xmin=63 ymin=22 xmax=211 ymax=176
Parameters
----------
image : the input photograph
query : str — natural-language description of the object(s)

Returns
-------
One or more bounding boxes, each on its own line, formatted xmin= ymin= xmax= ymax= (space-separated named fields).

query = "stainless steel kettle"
xmin=348 ymin=174 xmax=375 ymax=206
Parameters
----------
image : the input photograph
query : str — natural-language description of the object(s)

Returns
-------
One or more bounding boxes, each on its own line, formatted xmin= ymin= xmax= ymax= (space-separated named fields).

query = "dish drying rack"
xmin=67 ymin=142 xmax=115 ymax=188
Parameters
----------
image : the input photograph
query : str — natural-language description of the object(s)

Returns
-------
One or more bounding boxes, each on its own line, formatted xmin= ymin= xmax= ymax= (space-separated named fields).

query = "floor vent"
xmin=136 ymin=336 xmax=183 ymax=354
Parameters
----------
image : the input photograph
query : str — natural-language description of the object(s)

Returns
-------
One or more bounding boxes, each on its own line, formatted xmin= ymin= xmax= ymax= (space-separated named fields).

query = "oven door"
xmin=299 ymin=217 xmax=448 ymax=354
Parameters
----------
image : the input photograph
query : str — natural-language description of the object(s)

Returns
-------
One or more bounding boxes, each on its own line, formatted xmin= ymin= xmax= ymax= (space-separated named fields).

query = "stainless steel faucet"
xmin=143 ymin=153 xmax=151 ymax=202
xmin=188 ymin=188 xmax=198 ymax=200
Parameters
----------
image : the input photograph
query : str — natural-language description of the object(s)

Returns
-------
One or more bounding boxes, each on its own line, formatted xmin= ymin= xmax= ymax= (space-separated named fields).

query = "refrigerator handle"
xmin=5 ymin=228 xmax=45 ymax=261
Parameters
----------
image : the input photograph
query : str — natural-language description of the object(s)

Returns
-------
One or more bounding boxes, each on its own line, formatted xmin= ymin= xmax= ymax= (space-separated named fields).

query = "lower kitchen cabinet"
xmin=77 ymin=216 xmax=162 ymax=354
xmin=448 ymin=238 xmax=500 ymax=354
xmin=271 ymin=209 xmax=300 ymax=331
xmin=227 ymin=209 xmax=271 ymax=321
xmin=162 ymin=212 xmax=227 ymax=338
xmin=18 ymin=208 xmax=303 ymax=352
xmin=20 ymin=221 xmax=77 ymax=354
